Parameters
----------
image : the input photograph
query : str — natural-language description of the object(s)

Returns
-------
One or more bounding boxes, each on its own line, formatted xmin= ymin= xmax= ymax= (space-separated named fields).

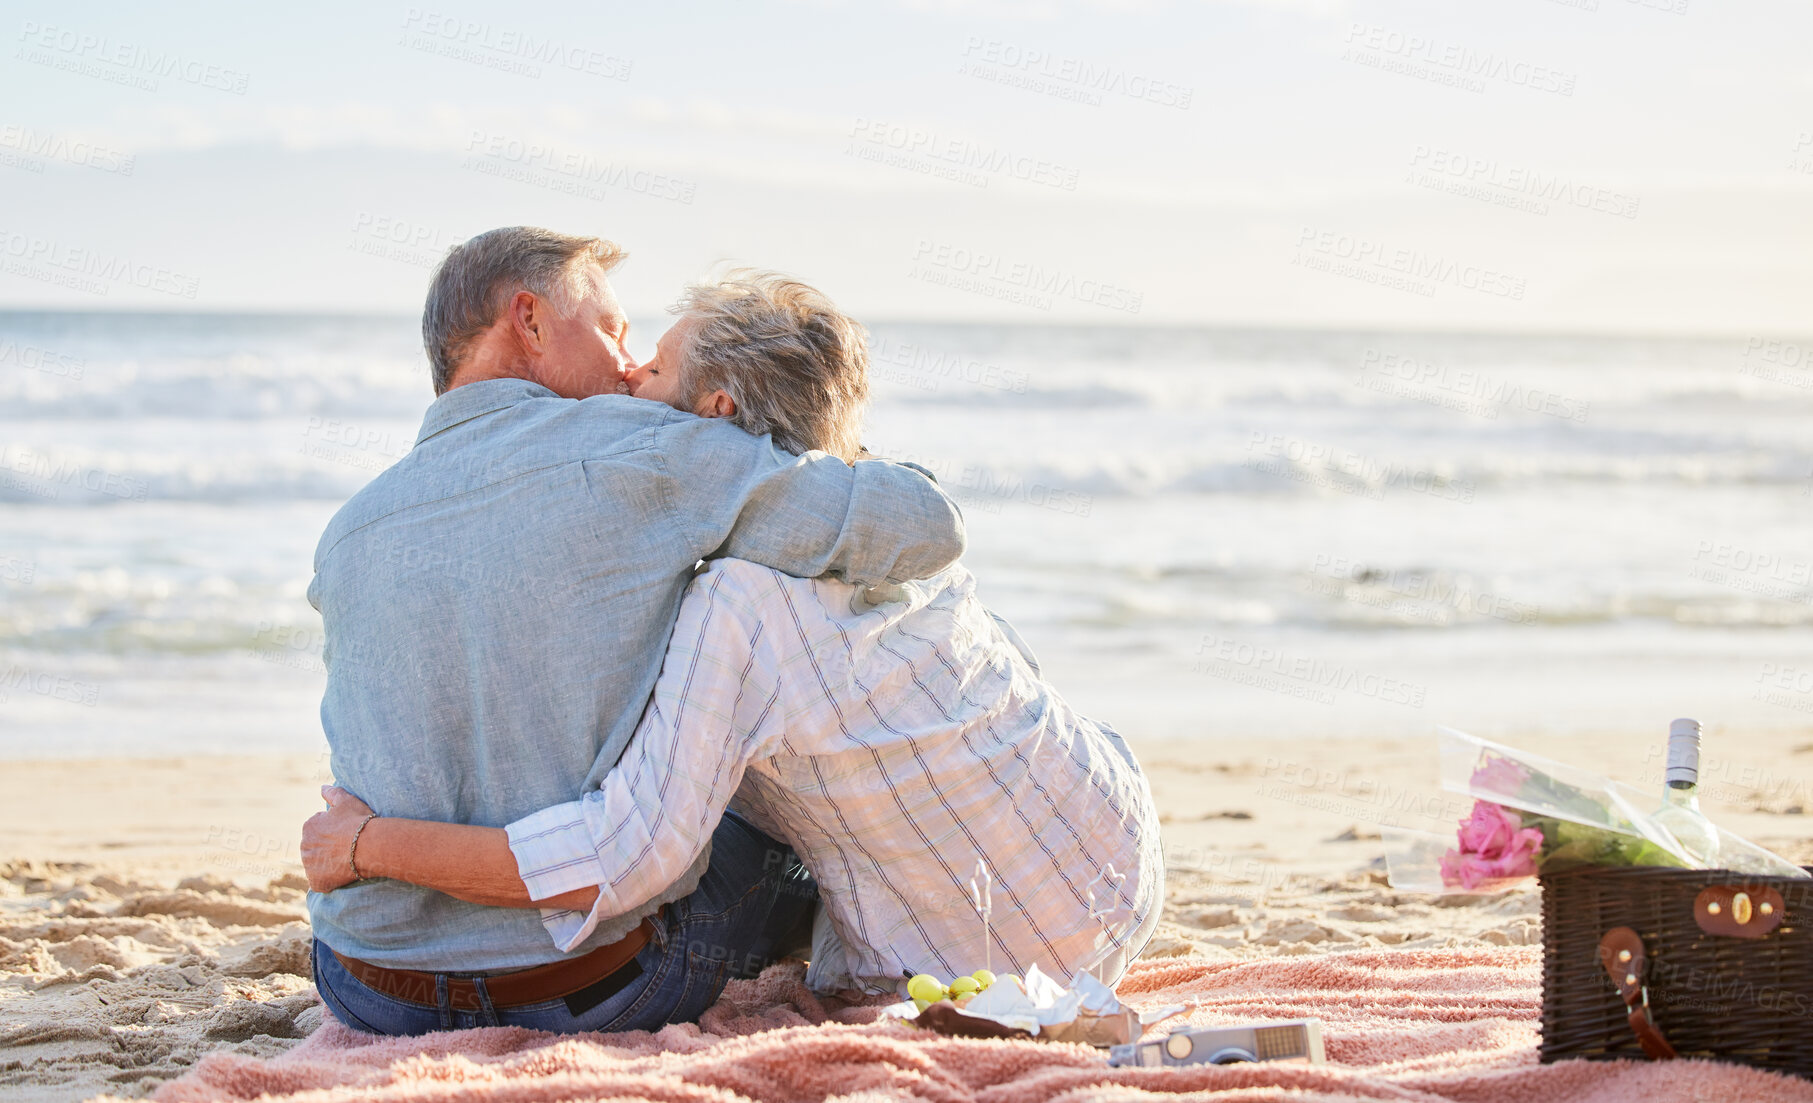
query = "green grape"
xmin=907 ymin=973 xmax=946 ymax=1004
xmin=948 ymin=975 xmax=980 ymax=997
xmin=971 ymin=969 xmax=997 ymax=989
xmin=913 ymin=997 xmax=932 ymax=1013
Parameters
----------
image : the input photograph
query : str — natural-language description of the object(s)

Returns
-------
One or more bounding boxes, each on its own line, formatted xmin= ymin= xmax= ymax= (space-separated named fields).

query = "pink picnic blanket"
xmin=153 ymin=948 xmax=1813 ymax=1102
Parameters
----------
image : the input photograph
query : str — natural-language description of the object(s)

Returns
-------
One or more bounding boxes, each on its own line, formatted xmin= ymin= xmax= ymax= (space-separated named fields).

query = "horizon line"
xmin=0 ymin=306 xmax=1806 ymax=345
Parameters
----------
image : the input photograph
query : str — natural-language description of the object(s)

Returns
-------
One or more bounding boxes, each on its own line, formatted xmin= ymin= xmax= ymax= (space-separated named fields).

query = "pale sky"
xmin=3 ymin=0 xmax=1810 ymax=334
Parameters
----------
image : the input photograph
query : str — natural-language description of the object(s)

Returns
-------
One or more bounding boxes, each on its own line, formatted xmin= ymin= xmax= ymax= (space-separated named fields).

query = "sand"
xmin=2 ymin=729 xmax=1809 ymax=1102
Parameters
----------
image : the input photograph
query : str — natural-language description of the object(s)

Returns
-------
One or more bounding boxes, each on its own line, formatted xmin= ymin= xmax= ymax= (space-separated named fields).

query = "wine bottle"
xmin=1653 ymin=718 xmax=1720 ymax=867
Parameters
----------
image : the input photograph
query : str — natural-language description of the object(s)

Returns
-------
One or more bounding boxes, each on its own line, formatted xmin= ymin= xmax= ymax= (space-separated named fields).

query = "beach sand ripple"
xmin=0 ymin=862 xmax=315 ymax=1103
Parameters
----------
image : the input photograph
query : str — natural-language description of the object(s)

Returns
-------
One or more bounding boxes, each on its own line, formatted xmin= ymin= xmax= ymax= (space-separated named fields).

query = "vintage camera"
xmin=1107 ymin=1018 xmax=1325 ymax=1068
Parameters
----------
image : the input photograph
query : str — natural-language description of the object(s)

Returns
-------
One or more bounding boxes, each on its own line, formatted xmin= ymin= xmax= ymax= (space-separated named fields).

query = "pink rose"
xmin=1439 ymin=847 xmax=1536 ymax=890
xmin=1456 ymin=801 xmax=1521 ymax=859
xmin=1440 ymin=800 xmax=1544 ymax=890
xmin=1440 ymin=850 xmax=1497 ymax=891
xmin=1469 ymin=754 xmax=1531 ymax=799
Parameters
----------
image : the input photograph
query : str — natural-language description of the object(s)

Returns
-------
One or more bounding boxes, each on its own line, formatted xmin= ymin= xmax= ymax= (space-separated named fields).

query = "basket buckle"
xmin=1597 ymin=926 xmax=1677 ymax=1061
xmin=1694 ymin=885 xmax=1785 ymax=938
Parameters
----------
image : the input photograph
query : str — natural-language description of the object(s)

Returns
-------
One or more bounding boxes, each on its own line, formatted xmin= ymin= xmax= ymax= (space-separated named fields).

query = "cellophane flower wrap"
xmin=1385 ymin=728 xmax=1806 ymax=894
xmin=1442 ymin=730 xmax=1699 ymax=890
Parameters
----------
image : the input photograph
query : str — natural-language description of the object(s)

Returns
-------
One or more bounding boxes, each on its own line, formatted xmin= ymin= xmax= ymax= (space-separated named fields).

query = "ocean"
xmin=3 ymin=312 xmax=1811 ymax=760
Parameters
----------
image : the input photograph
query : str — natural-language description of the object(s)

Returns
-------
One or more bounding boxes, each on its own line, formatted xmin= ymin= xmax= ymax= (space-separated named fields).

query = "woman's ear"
xmin=696 ymin=390 xmax=738 ymax=419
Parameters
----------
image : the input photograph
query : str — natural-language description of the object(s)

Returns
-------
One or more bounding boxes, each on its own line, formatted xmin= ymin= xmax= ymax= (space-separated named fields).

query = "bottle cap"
xmin=1667 ymin=718 xmax=1701 ymax=786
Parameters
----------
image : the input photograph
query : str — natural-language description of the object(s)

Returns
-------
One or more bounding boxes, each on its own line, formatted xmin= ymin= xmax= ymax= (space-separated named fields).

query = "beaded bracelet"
xmin=348 ymin=813 xmax=380 ymax=881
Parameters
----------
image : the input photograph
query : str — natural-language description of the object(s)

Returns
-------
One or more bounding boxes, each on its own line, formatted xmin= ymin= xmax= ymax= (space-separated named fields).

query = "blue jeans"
xmin=313 ymin=810 xmax=817 ymax=1035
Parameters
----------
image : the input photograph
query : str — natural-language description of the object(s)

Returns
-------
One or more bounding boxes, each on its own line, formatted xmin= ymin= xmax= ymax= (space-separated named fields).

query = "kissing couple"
xmin=300 ymin=225 xmax=1163 ymax=1035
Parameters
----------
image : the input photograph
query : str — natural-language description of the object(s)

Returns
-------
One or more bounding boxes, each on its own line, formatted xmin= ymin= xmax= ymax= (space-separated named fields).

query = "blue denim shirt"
xmin=306 ymin=379 xmax=966 ymax=971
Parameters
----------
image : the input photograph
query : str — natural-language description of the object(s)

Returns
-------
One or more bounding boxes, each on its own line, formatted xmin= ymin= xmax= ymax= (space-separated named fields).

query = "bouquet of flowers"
xmin=1386 ymin=729 xmax=1805 ymax=894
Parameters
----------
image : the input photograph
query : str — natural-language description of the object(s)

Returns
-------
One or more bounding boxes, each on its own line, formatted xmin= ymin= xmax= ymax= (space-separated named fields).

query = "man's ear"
xmin=695 ymin=390 xmax=738 ymax=419
xmin=508 ymin=290 xmax=547 ymax=356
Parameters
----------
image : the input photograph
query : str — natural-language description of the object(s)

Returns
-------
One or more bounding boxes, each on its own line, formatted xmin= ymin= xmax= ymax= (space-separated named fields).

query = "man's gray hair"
xmin=422 ymin=226 xmax=625 ymax=395
xmin=674 ymin=271 xmax=870 ymax=462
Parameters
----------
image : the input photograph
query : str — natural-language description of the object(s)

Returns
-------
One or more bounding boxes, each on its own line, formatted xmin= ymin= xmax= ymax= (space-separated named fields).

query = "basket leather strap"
xmin=1597 ymin=926 xmax=1676 ymax=1060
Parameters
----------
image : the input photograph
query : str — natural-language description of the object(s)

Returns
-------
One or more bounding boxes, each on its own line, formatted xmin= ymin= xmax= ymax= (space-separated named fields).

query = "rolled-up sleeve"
xmin=507 ymin=803 xmax=609 ymax=903
xmin=504 ymin=564 xmax=787 ymax=952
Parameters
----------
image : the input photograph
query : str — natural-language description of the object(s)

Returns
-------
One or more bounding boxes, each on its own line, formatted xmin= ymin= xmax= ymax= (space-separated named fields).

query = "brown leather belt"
xmin=330 ymin=911 xmax=658 ymax=1014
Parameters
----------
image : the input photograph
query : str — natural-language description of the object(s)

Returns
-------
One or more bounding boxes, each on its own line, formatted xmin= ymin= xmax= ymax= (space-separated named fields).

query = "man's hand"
xmin=302 ymin=785 xmax=375 ymax=894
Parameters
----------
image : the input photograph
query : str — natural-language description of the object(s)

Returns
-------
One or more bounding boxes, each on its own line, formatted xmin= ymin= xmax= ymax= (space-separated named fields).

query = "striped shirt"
xmin=506 ymin=559 xmax=1164 ymax=993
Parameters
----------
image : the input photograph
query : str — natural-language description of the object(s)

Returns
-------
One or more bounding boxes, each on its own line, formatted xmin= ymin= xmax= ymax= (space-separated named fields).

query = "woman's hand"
xmin=302 ymin=785 xmax=375 ymax=893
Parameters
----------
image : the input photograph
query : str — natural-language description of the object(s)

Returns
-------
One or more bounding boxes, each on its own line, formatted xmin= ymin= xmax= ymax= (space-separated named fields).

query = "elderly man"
xmin=306 ymin=272 xmax=1162 ymax=999
xmin=306 ymin=230 xmax=966 ymax=1035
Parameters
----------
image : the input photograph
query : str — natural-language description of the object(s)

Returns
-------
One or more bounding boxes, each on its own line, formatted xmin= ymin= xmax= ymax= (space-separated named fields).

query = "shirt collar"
xmin=415 ymin=378 xmax=560 ymax=445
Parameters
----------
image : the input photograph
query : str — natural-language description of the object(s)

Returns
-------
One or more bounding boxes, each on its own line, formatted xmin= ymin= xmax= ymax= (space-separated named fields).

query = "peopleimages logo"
xmin=1340 ymin=23 xmax=1575 ymax=97
xmin=0 ymin=229 xmax=200 ymax=299
xmin=398 ymin=9 xmax=632 ymax=80
xmin=1305 ymin=552 xmax=1541 ymax=626
xmin=1407 ymin=145 xmax=1639 ymax=219
xmin=909 ymin=239 xmax=1143 ymax=315
xmin=847 ymin=119 xmax=1080 ymax=191
xmin=1356 ymin=349 xmax=1590 ymax=423
xmin=251 ymin=621 xmax=328 ymax=676
xmin=1294 ymin=226 xmax=1526 ymax=301
xmin=1738 ymin=337 xmax=1812 ymax=390
xmin=1790 ymin=132 xmax=1813 ymax=175
xmin=957 ymin=37 xmax=1193 ymax=110
xmin=869 ymin=335 xmax=1030 ymax=395
xmin=462 ymin=131 xmax=697 ymax=205
xmin=0 ymin=124 xmax=135 ymax=175
xmin=0 ymin=339 xmax=84 ymax=381
xmin=347 ymin=211 xmax=451 ymax=271
xmin=0 ymin=446 xmax=149 ymax=502
xmin=1689 ymin=540 xmax=1813 ymax=600
xmin=864 ymin=445 xmax=1092 ymax=518
xmin=299 ymin=415 xmax=414 ymax=473
xmin=351 ymin=211 xmax=448 ymax=252
xmin=1193 ymin=634 xmax=1428 ymax=709
xmin=0 ymin=665 xmax=100 ymax=707
xmin=14 ymin=20 xmax=249 ymax=94
xmin=1244 ymin=432 xmax=1476 ymax=505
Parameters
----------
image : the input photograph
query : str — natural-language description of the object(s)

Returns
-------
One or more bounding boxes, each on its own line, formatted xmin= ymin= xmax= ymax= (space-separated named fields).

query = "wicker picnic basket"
xmin=1539 ymin=864 xmax=1813 ymax=1078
